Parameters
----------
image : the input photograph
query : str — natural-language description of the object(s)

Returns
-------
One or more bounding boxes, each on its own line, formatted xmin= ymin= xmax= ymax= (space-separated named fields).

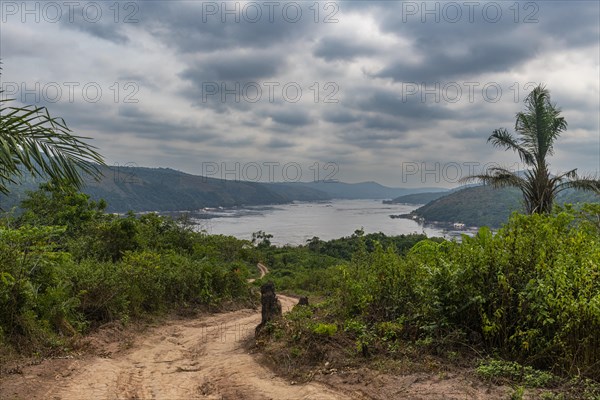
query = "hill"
xmin=280 ymin=181 xmax=445 ymax=199
xmin=1 ymin=166 xmax=449 ymax=212
xmin=84 ymin=166 xmax=334 ymax=212
xmin=409 ymin=185 xmax=600 ymax=228
xmin=0 ymin=165 xmax=331 ymax=212
xmin=386 ymin=190 xmax=450 ymax=205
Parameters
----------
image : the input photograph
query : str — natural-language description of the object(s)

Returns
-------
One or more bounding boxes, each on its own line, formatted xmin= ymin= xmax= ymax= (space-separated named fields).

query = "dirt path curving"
xmin=248 ymin=263 xmax=269 ymax=283
xmin=1 ymin=262 xmax=510 ymax=400
xmin=0 ymin=263 xmax=357 ymax=400
xmin=14 ymin=295 xmax=351 ymax=400
xmin=256 ymin=263 xmax=269 ymax=279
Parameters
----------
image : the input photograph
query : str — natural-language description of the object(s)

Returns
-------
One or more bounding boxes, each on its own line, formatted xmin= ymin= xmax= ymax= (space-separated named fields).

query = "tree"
xmin=18 ymin=181 xmax=107 ymax=232
xmin=252 ymin=230 xmax=273 ymax=249
xmin=0 ymin=69 xmax=104 ymax=195
xmin=461 ymin=85 xmax=600 ymax=214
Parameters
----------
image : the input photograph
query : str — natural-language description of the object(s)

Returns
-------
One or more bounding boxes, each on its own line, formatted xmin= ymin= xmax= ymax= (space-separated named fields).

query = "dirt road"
xmin=28 ymin=295 xmax=349 ymax=400
xmin=6 ymin=264 xmax=352 ymax=400
xmin=248 ymin=263 xmax=269 ymax=283
xmin=1 ymin=263 xmax=509 ymax=400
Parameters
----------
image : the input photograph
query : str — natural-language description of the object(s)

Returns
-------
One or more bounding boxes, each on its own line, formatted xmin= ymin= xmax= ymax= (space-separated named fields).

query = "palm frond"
xmin=488 ymin=128 xmax=535 ymax=165
xmin=515 ymin=85 xmax=567 ymax=162
xmin=460 ymin=168 xmax=526 ymax=190
xmin=555 ymin=177 xmax=600 ymax=195
xmin=0 ymin=93 xmax=105 ymax=194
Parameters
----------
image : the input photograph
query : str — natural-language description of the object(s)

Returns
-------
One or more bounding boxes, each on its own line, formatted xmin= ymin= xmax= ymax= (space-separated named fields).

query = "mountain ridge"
xmin=0 ymin=164 xmax=445 ymax=212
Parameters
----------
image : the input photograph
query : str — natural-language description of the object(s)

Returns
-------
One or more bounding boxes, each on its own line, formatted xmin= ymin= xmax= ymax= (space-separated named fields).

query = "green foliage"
xmin=255 ymin=232 xmax=432 ymax=295
xmin=476 ymin=359 xmax=557 ymax=388
xmin=413 ymin=185 xmax=523 ymax=227
xmin=311 ymin=323 xmax=337 ymax=336
xmin=318 ymin=207 xmax=600 ymax=379
xmin=312 ymin=230 xmax=430 ymax=260
xmin=0 ymin=184 xmax=256 ymax=353
xmin=252 ymin=230 xmax=273 ymax=249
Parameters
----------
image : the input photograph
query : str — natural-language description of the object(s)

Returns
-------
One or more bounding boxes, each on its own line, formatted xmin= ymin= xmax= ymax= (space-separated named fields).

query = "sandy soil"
xmin=2 ymin=295 xmax=356 ymax=400
xmin=0 ymin=263 xmax=512 ymax=399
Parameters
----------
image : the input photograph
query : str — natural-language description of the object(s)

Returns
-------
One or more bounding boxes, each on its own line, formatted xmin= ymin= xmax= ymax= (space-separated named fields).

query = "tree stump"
xmin=255 ymin=282 xmax=282 ymax=336
xmin=297 ymin=296 xmax=309 ymax=306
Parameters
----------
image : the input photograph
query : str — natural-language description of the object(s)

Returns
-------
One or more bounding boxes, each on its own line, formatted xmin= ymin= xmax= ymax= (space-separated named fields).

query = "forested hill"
xmin=0 ymin=165 xmax=450 ymax=212
xmin=387 ymin=190 xmax=450 ymax=205
xmin=410 ymin=185 xmax=600 ymax=227
xmin=0 ymin=165 xmax=330 ymax=212
xmin=279 ymin=181 xmax=445 ymax=199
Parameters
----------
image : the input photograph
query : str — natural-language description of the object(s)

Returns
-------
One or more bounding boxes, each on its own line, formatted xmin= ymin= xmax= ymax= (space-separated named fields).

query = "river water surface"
xmin=193 ymin=199 xmax=455 ymax=246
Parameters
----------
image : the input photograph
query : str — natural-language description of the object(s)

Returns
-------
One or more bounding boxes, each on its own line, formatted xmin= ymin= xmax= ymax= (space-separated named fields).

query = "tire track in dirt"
xmin=38 ymin=264 xmax=355 ymax=400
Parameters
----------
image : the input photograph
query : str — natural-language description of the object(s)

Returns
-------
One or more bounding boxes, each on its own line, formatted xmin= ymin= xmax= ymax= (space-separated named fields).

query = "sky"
xmin=1 ymin=0 xmax=599 ymax=188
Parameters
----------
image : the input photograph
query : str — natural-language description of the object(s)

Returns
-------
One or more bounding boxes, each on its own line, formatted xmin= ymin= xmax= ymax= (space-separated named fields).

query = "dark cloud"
xmin=55 ymin=2 xmax=130 ymax=44
xmin=208 ymin=136 xmax=256 ymax=148
xmin=313 ymin=37 xmax=376 ymax=61
xmin=450 ymin=129 xmax=491 ymax=139
xmin=3 ymin=0 xmax=597 ymax=185
xmin=266 ymin=138 xmax=296 ymax=148
xmin=323 ymin=110 xmax=360 ymax=124
xmin=139 ymin=1 xmax=322 ymax=54
xmin=60 ymin=20 xmax=129 ymax=44
xmin=363 ymin=115 xmax=407 ymax=131
xmin=335 ymin=128 xmax=408 ymax=149
xmin=178 ymin=51 xmax=287 ymax=113
xmin=367 ymin=1 xmax=598 ymax=85
xmin=357 ymin=89 xmax=454 ymax=120
xmin=181 ymin=52 xmax=284 ymax=82
xmin=115 ymin=105 xmax=217 ymax=142
xmin=375 ymin=39 xmax=535 ymax=83
xmin=269 ymin=110 xmax=313 ymax=127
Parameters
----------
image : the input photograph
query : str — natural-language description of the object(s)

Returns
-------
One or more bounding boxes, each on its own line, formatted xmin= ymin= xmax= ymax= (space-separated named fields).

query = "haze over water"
xmin=197 ymin=199 xmax=448 ymax=246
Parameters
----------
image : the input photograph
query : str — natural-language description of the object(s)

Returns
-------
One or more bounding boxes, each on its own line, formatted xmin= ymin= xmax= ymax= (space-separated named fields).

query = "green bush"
xmin=311 ymin=323 xmax=338 ymax=337
xmin=329 ymin=207 xmax=600 ymax=378
xmin=476 ymin=359 xmax=557 ymax=387
xmin=0 ymin=184 xmax=257 ymax=353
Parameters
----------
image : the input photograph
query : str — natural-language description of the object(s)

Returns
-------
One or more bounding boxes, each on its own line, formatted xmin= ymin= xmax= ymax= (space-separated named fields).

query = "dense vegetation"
xmin=0 ymin=181 xmax=439 ymax=354
xmin=256 ymin=230 xmax=435 ymax=295
xmin=0 ymin=182 xmax=256 ymax=354
xmin=258 ymin=205 xmax=600 ymax=397
xmin=2 ymin=180 xmax=599 ymax=397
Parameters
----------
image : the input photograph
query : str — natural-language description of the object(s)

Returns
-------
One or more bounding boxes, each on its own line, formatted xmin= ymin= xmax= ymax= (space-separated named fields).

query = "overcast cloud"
xmin=1 ymin=0 xmax=598 ymax=187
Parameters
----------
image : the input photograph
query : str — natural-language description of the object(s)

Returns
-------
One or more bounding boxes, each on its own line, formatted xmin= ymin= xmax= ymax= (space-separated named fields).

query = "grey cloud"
xmin=314 ymin=37 xmax=376 ymax=61
xmin=335 ymin=129 xmax=407 ymax=149
xmin=357 ymin=89 xmax=454 ymax=120
xmin=267 ymin=138 xmax=296 ymax=149
xmin=181 ymin=52 xmax=284 ymax=82
xmin=450 ymin=129 xmax=490 ymax=139
xmin=178 ymin=51 xmax=287 ymax=113
xmin=56 ymin=2 xmax=130 ymax=44
xmin=139 ymin=1 xmax=322 ymax=54
xmin=269 ymin=110 xmax=313 ymax=127
xmin=323 ymin=110 xmax=360 ymax=124
xmin=208 ymin=136 xmax=256 ymax=148
xmin=375 ymin=39 xmax=535 ymax=83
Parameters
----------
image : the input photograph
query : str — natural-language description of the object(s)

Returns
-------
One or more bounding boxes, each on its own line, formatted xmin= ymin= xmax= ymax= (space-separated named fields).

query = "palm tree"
xmin=461 ymin=85 xmax=599 ymax=214
xmin=0 ymin=74 xmax=104 ymax=195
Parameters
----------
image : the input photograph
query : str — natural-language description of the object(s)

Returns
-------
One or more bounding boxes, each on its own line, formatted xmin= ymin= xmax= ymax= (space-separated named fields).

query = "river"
xmin=190 ymin=199 xmax=463 ymax=246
